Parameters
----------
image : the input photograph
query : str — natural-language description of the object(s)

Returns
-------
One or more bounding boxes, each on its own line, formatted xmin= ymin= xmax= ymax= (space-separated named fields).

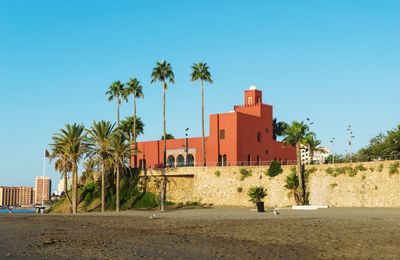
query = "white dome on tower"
xmin=249 ymin=85 xmax=257 ymax=90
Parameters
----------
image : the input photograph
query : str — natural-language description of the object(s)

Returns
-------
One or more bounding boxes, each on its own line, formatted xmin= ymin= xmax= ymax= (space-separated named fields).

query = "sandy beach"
xmin=1 ymin=207 xmax=399 ymax=259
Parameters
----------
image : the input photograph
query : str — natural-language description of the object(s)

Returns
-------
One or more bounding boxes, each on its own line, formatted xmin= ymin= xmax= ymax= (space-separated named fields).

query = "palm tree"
xmin=273 ymin=118 xmax=289 ymax=141
xmin=161 ymin=133 xmax=174 ymax=140
xmin=282 ymin=121 xmax=310 ymax=204
xmin=151 ymin=60 xmax=174 ymax=211
xmin=106 ymin=81 xmax=125 ymax=127
xmin=284 ymin=168 xmax=300 ymax=203
xmin=87 ymin=120 xmax=115 ymax=212
xmin=80 ymin=159 xmax=96 ymax=185
xmin=49 ymin=142 xmax=72 ymax=207
xmin=52 ymin=124 xmax=89 ymax=213
xmin=109 ymin=131 xmax=131 ymax=212
xmin=191 ymin=62 xmax=213 ymax=166
xmin=123 ymin=78 xmax=144 ymax=168
xmin=304 ymin=133 xmax=326 ymax=164
xmin=120 ymin=116 xmax=144 ymax=167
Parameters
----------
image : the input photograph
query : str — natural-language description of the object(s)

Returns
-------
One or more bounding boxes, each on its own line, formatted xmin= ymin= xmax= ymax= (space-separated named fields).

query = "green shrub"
xmin=284 ymin=168 xmax=301 ymax=204
xmin=185 ymin=201 xmax=201 ymax=206
xmin=369 ymin=166 xmax=375 ymax=172
xmin=378 ymin=164 xmax=384 ymax=172
xmin=325 ymin=167 xmax=335 ymax=176
xmin=330 ymin=183 xmax=338 ymax=188
xmin=355 ymin=164 xmax=367 ymax=172
xmin=346 ymin=167 xmax=358 ymax=177
xmin=132 ymin=192 xmax=159 ymax=209
xmin=335 ymin=166 xmax=348 ymax=176
xmin=267 ymin=160 xmax=283 ymax=177
xmin=389 ymin=162 xmax=400 ymax=175
xmin=239 ymin=167 xmax=252 ymax=180
xmin=214 ymin=170 xmax=221 ymax=177
xmin=247 ymin=186 xmax=267 ymax=203
xmin=284 ymin=168 xmax=299 ymax=190
xmin=237 ymin=187 xmax=243 ymax=193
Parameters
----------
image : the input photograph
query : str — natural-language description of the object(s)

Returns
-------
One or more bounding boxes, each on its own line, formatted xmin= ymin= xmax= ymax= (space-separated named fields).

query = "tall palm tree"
xmin=52 ymin=124 xmax=89 ymax=213
xmin=120 ymin=116 xmax=144 ymax=143
xmin=151 ymin=60 xmax=174 ymax=211
xmin=49 ymin=143 xmax=72 ymax=207
xmin=282 ymin=121 xmax=310 ymax=204
xmin=120 ymin=116 xmax=144 ymax=167
xmin=109 ymin=131 xmax=131 ymax=212
xmin=191 ymin=62 xmax=213 ymax=167
xmin=122 ymin=79 xmax=144 ymax=168
xmin=106 ymin=81 xmax=125 ymax=127
xmin=87 ymin=121 xmax=115 ymax=212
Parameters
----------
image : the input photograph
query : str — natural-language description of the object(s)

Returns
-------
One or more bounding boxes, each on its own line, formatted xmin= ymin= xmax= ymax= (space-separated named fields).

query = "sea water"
xmin=0 ymin=208 xmax=36 ymax=214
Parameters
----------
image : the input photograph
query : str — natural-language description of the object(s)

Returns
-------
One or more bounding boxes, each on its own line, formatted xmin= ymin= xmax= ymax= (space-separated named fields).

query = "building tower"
xmin=35 ymin=176 xmax=51 ymax=205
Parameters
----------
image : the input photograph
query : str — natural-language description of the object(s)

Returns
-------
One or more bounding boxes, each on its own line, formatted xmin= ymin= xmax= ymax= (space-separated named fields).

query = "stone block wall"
xmin=140 ymin=160 xmax=400 ymax=207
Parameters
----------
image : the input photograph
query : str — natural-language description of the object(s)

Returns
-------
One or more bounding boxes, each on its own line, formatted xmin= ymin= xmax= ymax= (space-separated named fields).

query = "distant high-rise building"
xmin=18 ymin=187 xmax=34 ymax=206
xmin=55 ymin=178 xmax=72 ymax=196
xmin=35 ymin=176 xmax=51 ymax=204
xmin=0 ymin=186 xmax=33 ymax=207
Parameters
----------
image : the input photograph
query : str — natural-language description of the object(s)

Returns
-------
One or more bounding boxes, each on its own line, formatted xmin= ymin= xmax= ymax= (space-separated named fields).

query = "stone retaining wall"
xmin=140 ymin=160 xmax=400 ymax=207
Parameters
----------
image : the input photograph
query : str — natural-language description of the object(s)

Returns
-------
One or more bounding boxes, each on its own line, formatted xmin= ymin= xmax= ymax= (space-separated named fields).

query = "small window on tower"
xmin=265 ymin=128 xmax=269 ymax=133
xmin=257 ymin=132 xmax=261 ymax=142
xmin=265 ymin=149 xmax=269 ymax=155
xmin=220 ymin=129 xmax=225 ymax=139
xmin=248 ymin=97 xmax=252 ymax=105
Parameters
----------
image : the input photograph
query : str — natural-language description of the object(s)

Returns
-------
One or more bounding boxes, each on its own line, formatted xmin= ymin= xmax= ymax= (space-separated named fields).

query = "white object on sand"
xmin=273 ymin=209 xmax=280 ymax=215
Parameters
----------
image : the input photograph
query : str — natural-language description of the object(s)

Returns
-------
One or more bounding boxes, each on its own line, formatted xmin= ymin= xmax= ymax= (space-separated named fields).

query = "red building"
xmin=134 ymin=86 xmax=296 ymax=169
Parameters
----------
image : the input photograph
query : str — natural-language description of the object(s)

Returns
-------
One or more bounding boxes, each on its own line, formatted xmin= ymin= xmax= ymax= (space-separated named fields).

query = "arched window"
xmin=218 ymin=154 xmax=222 ymax=166
xmin=167 ymin=155 xmax=175 ymax=168
xmin=247 ymin=154 xmax=251 ymax=166
xmin=222 ymin=154 xmax=227 ymax=166
xmin=186 ymin=154 xmax=194 ymax=166
xmin=256 ymin=155 xmax=260 ymax=166
xmin=248 ymin=97 xmax=252 ymax=105
xmin=176 ymin=154 xmax=185 ymax=167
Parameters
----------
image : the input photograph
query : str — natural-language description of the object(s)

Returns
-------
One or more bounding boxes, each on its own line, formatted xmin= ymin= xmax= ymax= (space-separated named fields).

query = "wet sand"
xmin=1 ymin=207 xmax=399 ymax=259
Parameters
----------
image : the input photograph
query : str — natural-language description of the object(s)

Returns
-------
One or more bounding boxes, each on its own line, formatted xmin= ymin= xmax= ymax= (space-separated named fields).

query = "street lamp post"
xmin=346 ymin=125 xmax=355 ymax=162
xmin=185 ymin=128 xmax=189 ymax=166
xmin=330 ymin=138 xmax=335 ymax=164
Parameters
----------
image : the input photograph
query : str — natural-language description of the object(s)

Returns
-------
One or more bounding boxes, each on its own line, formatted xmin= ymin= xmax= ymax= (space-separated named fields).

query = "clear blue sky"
xmin=1 ymin=1 xmax=399 ymax=187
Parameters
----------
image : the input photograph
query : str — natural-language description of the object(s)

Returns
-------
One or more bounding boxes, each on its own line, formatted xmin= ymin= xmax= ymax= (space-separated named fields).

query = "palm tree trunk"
xmin=133 ymin=95 xmax=137 ymax=168
xmin=101 ymin=162 xmax=105 ymax=213
xmin=161 ymin=83 xmax=167 ymax=211
xmin=117 ymin=98 xmax=120 ymax=128
xmin=116 ymin=164 xmax=120 ymax=212
xmin=72 ymin=164 xmax=78 ymax=214
xmin=296 ymin=142 xmax=305 ymax=204
xmin=63 ymin=170 xmax=71 ymax=205
xmin=201 ymin=80 xmax=206 ymax=167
